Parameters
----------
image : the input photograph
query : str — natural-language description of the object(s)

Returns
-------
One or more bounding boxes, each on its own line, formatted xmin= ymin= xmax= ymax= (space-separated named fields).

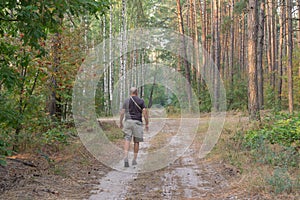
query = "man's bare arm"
xmin=143 ymin=108 xmax=149 ymax=130
xmin=120 ymin=109 xmax=125 ymax=129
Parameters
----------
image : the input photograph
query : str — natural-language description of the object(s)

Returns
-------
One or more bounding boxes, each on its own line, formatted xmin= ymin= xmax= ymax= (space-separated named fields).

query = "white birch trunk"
xmin=103 ymin=15 xmax=108 ymax=115
xmin=109 ymin=1 xmax=113 ymax=113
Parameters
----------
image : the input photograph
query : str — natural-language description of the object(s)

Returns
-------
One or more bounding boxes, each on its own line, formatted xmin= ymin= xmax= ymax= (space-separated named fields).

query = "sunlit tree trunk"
xmin=210 ymin=0 xmax=215 ymax=89
xmin=298 ymin=0 xmax=300 ymax=77
xmin=298 ymin=0 xmax=300 ymax=48
xmin=109 ymin=2 xmax=113 ymax=114
xmin=199 ymin=0 xmax=207 ymax=84
xmin=278 ymin=0 xmax=285 ymax=107
xmin=190 ymin=0 xmax=201 ymax=91
xmin=102 ymin=15 xmax=109 ymax=115
xmin=248 ymin=0 xmax=260 ymax=120
xmin=213 ymin=0 xmax=220 ymax=111
xmin=176 ymin=0 xmax=192 ymax=108
xmin=257 ymin=0 xmax=265 ymax=109
xmin=287 ymin=0 xmax=294 ymax=113
xmin=266 ymin=1 xmax=274 ymax=88
xmin=229 ymin=0 xmax=234 ymax=88
xmin=119 ymin=0 xmax=127 ymax=109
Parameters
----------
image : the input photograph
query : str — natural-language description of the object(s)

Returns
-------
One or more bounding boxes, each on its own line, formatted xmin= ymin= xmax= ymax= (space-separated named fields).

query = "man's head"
xmin=130 ymin=87 xmax=138 ymax=96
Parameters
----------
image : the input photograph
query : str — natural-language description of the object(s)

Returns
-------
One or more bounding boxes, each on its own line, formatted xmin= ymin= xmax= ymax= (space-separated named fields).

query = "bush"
xmin=0 ymin=131 xmax=13 ymax=166
xmin=266 ymin=167 xmax=299 ymax=194
xmin=227 ymin=77 xmax=248 ymax=111
xmin=244 ymin=113 xmax=300 ymax=149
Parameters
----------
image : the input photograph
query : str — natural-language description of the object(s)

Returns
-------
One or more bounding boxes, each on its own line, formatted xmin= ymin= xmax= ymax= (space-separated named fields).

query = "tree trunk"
xmin=102 ymin=15 xmax=109 ymax=116
xmin=229 ymin=0 xmax=235 ymax=88
xmin=298 ymin=0 xmax=300 ymax=48
xmin=257 ymin=0 xmax=265 ymax=109
xmin=199 ymin=0 xmax=207 ymax=84
xmin=248 ymin=0 xmax=260 ymax=120
xmin=278 ymin=0 xmax=285 ymax=108
xmin=213 ymin=0 xmax=220 ymax=111
xmin=109 ymin=2 xmax=113 ymax=114
xmin=49 ymin=31 xmax=61 ymax=119
xmin=298 ymin=0 xmax=300 ymax=76
xmin=271 ymin=0 xmax=277 ymax=90
xmin=287 ymin=0 xmax=294 ymax=113
xmin=119 ymin=0 xmax=127 ymax=109
xmin=176 ymin=0 xmax=192 ymax=108
xmin=210 ymin=0 xmax=215 ymax=90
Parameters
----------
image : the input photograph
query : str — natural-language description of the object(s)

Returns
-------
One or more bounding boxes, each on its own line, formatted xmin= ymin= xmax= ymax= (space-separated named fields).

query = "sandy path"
xmin=89 ymin=117 xmax=230 ymax=199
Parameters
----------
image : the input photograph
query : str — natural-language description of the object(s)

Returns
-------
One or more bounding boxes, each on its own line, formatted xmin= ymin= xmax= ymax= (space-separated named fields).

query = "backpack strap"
xmin=130 ymin=96 xmax=142 ymax=112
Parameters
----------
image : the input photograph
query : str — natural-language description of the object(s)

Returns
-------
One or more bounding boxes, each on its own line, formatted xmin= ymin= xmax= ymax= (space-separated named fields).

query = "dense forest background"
xmin=1 ymin=0 xmax=300 ymax=166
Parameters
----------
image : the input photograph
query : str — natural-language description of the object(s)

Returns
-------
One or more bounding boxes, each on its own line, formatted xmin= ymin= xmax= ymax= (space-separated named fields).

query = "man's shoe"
xmin=124 ymin=159 xmax=129 ymax=167
xmin=132 ymin=159 xmax=137 ymax=165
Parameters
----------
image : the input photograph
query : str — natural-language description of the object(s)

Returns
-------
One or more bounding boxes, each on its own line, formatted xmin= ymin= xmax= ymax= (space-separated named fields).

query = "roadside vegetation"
xmin=215 ymin=112 xmax=300 ymax=199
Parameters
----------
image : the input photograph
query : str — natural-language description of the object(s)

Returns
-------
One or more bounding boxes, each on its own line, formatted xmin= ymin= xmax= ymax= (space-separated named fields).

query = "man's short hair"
xmin=130 ymin=87 xmax=138 ymax=95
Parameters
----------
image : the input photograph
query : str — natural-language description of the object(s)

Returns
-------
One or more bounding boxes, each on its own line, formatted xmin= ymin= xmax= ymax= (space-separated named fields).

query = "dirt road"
xmin=0 ymin=114 xmax=256 ymax=200
xmin=89 ymin=116 xmax=250 ymax=199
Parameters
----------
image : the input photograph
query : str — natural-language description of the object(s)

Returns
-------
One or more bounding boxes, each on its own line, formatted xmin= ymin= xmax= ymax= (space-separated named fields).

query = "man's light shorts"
xmin=123 ymin=119 xmax=144 ymax=142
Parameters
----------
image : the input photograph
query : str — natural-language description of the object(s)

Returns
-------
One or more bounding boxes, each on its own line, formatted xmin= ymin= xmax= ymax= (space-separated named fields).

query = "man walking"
xmin=120 ymin=87 xmax=149 ymax=167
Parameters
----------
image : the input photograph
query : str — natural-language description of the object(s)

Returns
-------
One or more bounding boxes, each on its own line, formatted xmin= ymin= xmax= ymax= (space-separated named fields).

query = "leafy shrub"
xmin=266 ymin=167 xmax=299 ymax=194
xmin=239 ymin=113 xmax=300 ymax=195
xmin=227 ymin=77 xmax=248 ymax=111
xmin=244 ymin=113 xmax=300 ymax=149
xmin=243 ymin=113 xmax=300 ymax=168
xmin=41 ymin=125 xmax=69 ymax=145
xmin=198 ymin=88 xmax=212 ymax=112
xmin=0 ymin=139 xmax=12 ymax=166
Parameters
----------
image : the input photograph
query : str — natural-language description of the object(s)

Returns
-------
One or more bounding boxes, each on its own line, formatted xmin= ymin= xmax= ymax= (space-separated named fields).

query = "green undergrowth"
xmin=241 ymin=112 xmax=300 ymax=195
xmin=244 ymin=112 xmax=300 ymax=150
xmin=218 ymin=112 xmax=300 ymax=197
xmin=0 ymin=120 xmax=75 ymax=166
xmin=99 ymin=121 xmax=123 ymax=142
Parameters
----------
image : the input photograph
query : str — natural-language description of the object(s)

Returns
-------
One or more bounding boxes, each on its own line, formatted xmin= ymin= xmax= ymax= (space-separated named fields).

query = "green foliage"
xmin=227 ymin=76 xmax=248 ymax=111
xmin=228 ymin=113 xmax=300 ymax=195
xmin=0 ymin=0 xmax=110 ymax=158
xmin=0 ymin=0 xmax=109 ymax=50
xmin=42 ymin=126 xmax=69 ymax=145
xmin=265 ymin=85 xmax=282 ymax=111
xmin=242 ymin=112 xmax=300 ymax=169
xmin=292 ymin=48 xmax=300 ymax=110
xmin=0 ymin=136 xmax=12 ymax=166
xmin=221 ymin=16 xmax=232 ymax=33
xmin=198 ymin=86 xmax=212 ymax=112
xmin=266 ymin=167 xmax=299 ymax=194
xmin=233 ymin=0 xmax=248 ymax=14
xmin=245 ymin=113 xmax=300 ymax=149
xmin=143 ymin=84 xmax=169 ymax=108
xmin=101 ymin=123 xmax=124 ymax=142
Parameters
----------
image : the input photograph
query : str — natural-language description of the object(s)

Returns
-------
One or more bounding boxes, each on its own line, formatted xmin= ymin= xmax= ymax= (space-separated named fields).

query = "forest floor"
xmin=0 ymin=112 xmax=299 ymax=200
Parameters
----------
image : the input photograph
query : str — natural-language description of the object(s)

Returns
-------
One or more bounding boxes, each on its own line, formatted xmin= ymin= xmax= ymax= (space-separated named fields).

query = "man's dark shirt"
xmin=123 ymin=96 xmax=146 ymax=122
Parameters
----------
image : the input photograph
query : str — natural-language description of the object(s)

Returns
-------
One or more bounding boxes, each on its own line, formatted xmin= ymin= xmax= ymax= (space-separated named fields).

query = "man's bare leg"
xmin=132 ymin=142 xmax=139 ymax=165
xmin=124 ymin=140 xmax=130 ymax=167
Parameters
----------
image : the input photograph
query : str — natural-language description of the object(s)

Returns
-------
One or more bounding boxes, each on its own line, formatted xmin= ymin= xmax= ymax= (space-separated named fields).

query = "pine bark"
xmin=287 ymin=0 xmax=294 ymax=113
xmin=213 ymin=0 xmax=220 ymax=111
xmin=248 ymin=0 xmax=260 ymax=120
xmin=176 ymin=0 xmax=192 ymax=108
xmin=278 ymin=1 xmax=285 ymax=107
xmin=229 ymin=0 xmax=234 ymax=87
xmin=257 ymin=0 xmax=265 ymax=109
